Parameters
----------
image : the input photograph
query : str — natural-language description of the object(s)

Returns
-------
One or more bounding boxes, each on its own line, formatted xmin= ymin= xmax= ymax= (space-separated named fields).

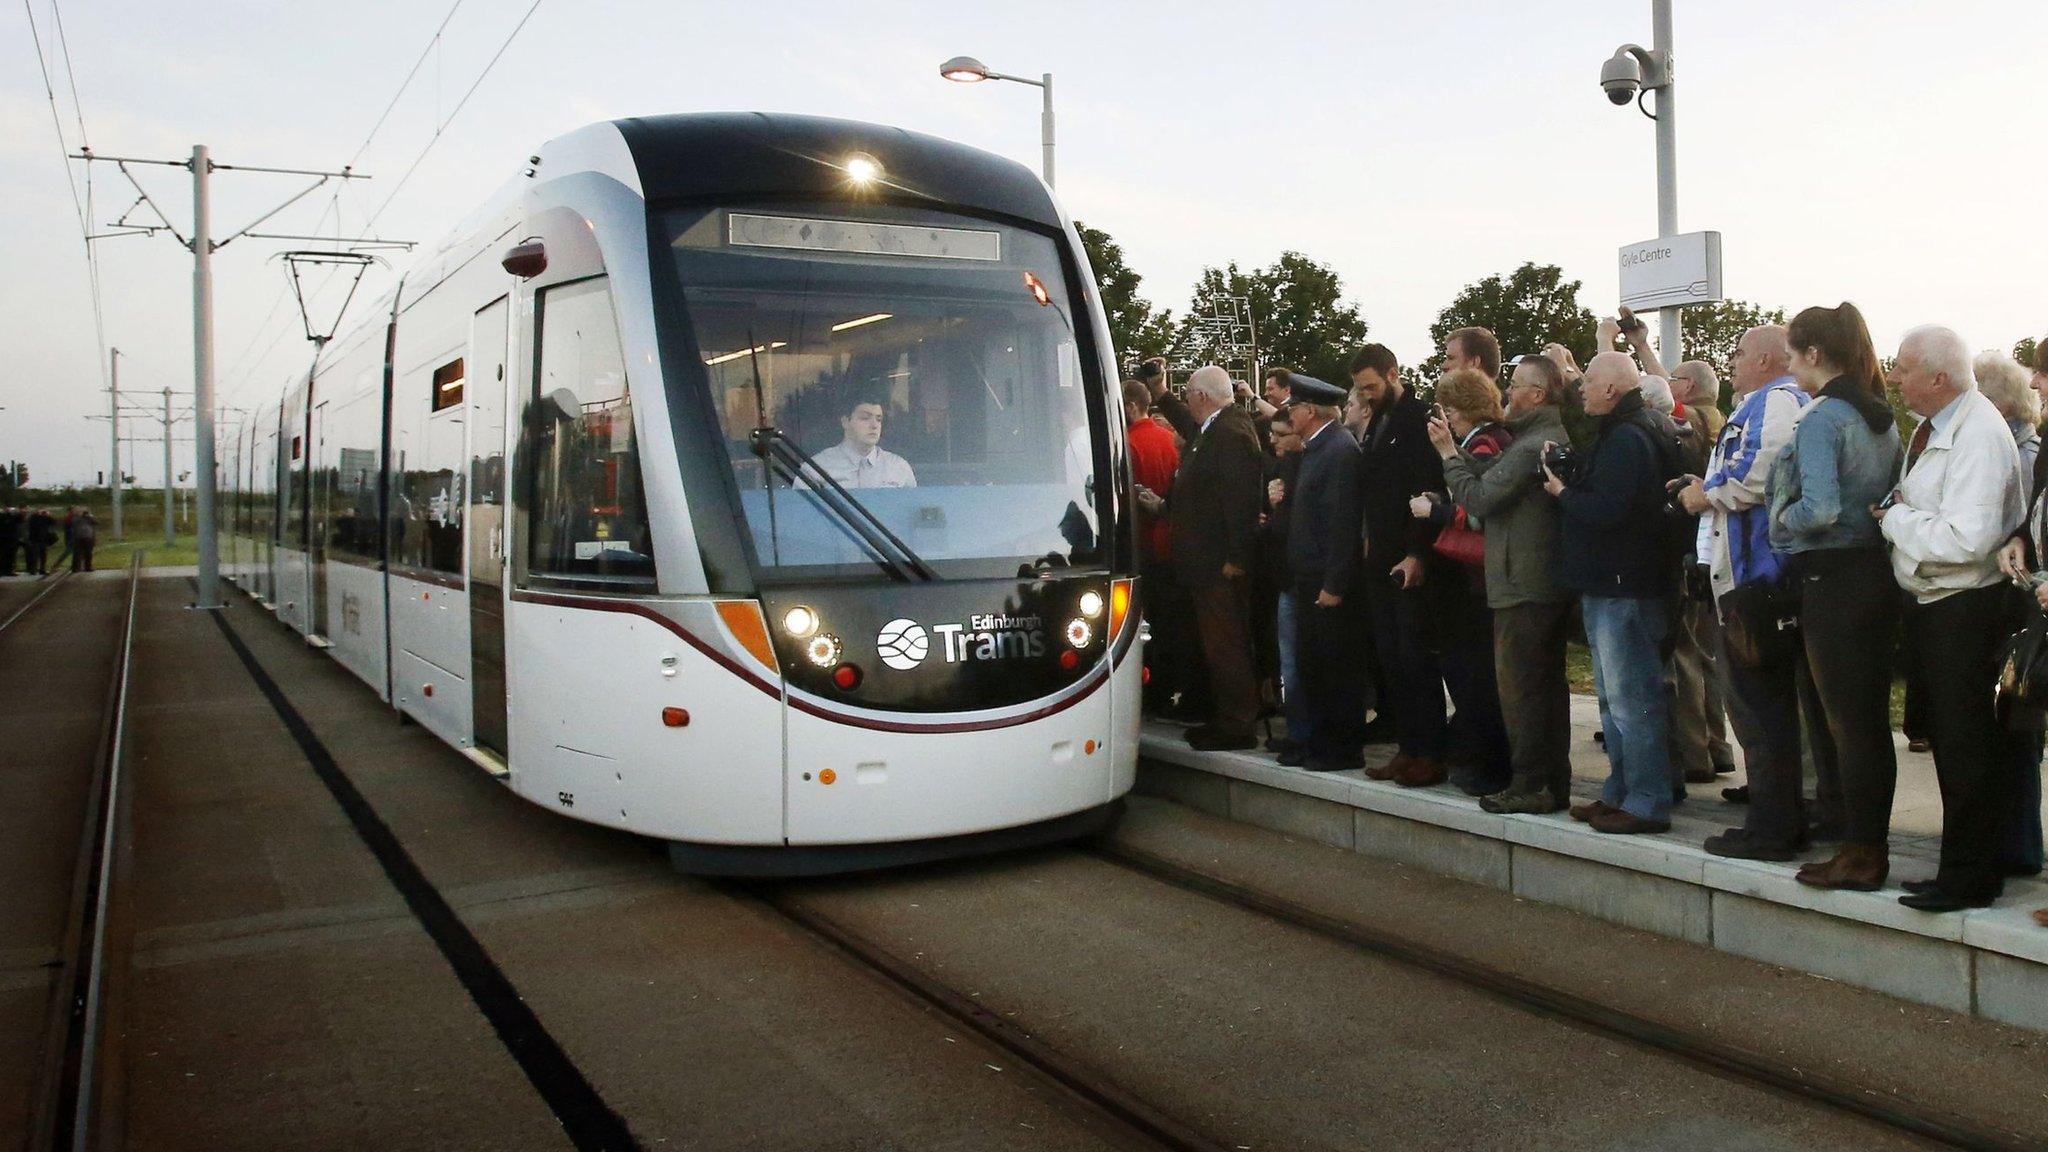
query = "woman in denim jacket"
xmin=1768 ymin=303 xmax=1903 ymax=891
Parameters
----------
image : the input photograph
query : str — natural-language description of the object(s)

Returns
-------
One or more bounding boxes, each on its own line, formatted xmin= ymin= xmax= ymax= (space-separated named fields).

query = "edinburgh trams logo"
xmin=875 ymin=614 xmax=1047 ymax=670
xmin=876 ymin=619 xmax=930 ymax=670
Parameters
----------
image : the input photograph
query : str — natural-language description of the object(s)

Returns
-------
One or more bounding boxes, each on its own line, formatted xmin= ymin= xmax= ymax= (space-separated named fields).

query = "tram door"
xmin=310 ymin=400 xmax=330 ymax=639
xmin=468 ymin=297 xmax=511 ymax=756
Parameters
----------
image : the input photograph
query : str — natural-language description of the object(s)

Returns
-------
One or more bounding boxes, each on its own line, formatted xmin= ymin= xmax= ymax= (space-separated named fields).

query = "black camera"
xmin=1540 ymin=442 xmax=1581 ymax=485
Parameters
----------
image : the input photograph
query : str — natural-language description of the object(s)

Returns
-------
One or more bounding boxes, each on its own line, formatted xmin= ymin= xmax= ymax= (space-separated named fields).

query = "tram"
xmin=219 ymin=113 xmax=1141 ymax=874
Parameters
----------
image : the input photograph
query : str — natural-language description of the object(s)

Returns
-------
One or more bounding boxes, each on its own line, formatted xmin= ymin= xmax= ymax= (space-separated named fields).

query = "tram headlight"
xmin=1078 ymin=590 xmax=1104 ymax=619
xmin=782 ymin=605 xmax=818 ymax=638
xmin=806 ymin=633 xmax=843 ymax=667
xmin=1065 ymin=618 xmax=1092 ymax=649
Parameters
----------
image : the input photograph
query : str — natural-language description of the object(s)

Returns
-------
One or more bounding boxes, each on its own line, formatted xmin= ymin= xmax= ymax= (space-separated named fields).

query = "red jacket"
xmin=1127 ymin=417 xmax=1180 ymax=562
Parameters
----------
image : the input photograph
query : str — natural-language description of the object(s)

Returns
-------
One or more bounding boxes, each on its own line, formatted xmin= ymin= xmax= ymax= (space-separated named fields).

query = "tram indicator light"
xmin=1078 ymin=590 xmax=1104 ymax=619
xmin=1058 ymin=649 xmax=1079 ymax=671
xmin=662 ymin=707 xmax=690 ymax=727
xmin=1109 ymin=579 xmax=1133 ymax=638
xmin=832 ymin=664 xmax=863 ymax=691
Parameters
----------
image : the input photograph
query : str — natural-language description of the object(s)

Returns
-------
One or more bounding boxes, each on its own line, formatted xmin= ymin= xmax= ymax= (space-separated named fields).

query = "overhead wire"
xmin=221 ymin=0 xmax=510 ymax=409
xmin=23 ymin=0 xmax=110 ymax=397
xmin=365 ymin=0 xmax=546 ymax=231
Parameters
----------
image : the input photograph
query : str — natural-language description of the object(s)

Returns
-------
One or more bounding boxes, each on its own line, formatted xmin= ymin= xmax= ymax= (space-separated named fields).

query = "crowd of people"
xmin=1130 ymin=310 xmax=2048 ymax=923
xmin=0 ymin=505 xmax=100 ymax=576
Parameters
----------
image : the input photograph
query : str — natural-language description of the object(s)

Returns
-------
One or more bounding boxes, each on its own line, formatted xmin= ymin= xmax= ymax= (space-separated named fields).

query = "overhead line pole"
xmin=75 ymin=147 xmax=392 ymax=609
xmin=108 ymin=348 xmax=122 ymax=538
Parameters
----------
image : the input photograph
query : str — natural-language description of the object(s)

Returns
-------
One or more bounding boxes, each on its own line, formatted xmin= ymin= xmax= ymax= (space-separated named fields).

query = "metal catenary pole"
xmin=1652 ymin=0 xmax=1680 ymax=364
xmin=191 ymin=145 xmax=221 ymax=604
xmin=162 ymin=387 xmax=175 ymax=546
xmin=108 ymin=347 xmax=123 ymax=537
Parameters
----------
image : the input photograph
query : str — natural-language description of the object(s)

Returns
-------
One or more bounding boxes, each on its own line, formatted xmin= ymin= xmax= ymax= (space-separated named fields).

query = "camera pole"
xmin=1652 ymin=0 xmax=1680 ymax=365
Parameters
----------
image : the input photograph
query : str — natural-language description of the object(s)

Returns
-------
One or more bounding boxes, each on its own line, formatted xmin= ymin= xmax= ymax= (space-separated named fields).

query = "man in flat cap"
xmin=1283 ymin=372 xmax=1368 ymax=770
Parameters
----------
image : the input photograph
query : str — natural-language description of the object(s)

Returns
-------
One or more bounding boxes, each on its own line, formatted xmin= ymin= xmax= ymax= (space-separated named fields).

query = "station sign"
xmin=1618 ymin=231 xmax=1723 ymax=312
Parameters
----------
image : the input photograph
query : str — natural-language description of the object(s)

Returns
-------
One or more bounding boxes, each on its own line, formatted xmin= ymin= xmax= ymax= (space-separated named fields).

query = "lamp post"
xmin=1600 ymin=0 xmax=1680 ymax=363
xmin=939 ymin=55 xmax=1055 ymax=188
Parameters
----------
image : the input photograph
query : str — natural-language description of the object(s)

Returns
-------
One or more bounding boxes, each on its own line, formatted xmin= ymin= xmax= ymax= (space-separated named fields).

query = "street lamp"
xmin=939 ymin=55 xmax=1055 ymax=188
xmin=1599 ymin=0 xmax=1681 ymax=363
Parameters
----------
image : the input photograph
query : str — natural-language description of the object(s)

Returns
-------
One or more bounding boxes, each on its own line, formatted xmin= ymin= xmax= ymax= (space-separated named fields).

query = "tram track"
xmin=0 ymin=569 xmax=72 ymax=639
xmin=746 ymin=884 xmax=1234 ymax=1152
xmin=25 ymin=556 xmax=139 ymax=1152
xmin=1088 ymin=840 xmax=2037 ymax=1152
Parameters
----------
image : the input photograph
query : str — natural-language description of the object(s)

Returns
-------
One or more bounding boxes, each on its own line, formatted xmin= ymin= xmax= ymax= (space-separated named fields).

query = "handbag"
xmin=1996 ymin=596 xmax=2048 ymax=732
xmin=1431 ymin=504 xmax=1486 ymax=568
xmin=1719 ymin=519 xmax=1801 ymax=670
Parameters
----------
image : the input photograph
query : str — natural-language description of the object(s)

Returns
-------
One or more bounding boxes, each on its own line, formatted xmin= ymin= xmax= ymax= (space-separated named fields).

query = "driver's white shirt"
xmin=813 ymin=441 xmax=917 ymax=489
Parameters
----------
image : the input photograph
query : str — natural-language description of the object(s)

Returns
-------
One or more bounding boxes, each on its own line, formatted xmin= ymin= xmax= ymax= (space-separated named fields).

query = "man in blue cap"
xmin=1282 ymin=372 xmax=1368 ymax=771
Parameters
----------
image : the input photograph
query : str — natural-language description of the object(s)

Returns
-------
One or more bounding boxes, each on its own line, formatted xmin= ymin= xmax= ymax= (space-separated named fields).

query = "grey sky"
xmin=6 ymin=0 xmax=2045 ymax=486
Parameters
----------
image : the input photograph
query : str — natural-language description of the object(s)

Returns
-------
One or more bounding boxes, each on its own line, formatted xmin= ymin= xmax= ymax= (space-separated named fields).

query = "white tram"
xmin=220 ymin=114 xmax=1142 ymax=874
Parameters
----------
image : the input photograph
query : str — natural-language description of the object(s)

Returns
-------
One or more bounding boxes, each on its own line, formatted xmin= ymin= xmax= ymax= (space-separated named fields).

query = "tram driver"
xmin=813 ymin=393 xmax=917 ymax=489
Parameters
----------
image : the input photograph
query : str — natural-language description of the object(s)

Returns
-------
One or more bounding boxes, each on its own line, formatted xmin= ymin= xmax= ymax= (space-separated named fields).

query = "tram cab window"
xmin=527 ymin=275 xmax=656 ymax=590
xmin=667 ymin=206 xmax=1108 ymax=583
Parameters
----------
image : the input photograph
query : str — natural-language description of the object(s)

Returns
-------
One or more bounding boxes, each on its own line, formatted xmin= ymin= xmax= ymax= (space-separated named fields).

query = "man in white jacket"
xmin=1879 ymin=324 xmax=2028 ymax=912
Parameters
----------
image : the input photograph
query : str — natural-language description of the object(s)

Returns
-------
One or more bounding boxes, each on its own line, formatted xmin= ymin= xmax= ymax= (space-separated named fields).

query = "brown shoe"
xmin=1366 ymin=753 xmax=1410 ymax=782
xmin=2033 ymin=907 xmax=2048 ymax=928
xmin=1586 ymin=808 xmax=1672 ymax=835
xmin=1569 ymin=800 xmax=1618 ymax=823
xmin=1795 ymin=843 xmax=1889 ymax=891
xmin=1393 ymin=755 xmax=1447 ymax=788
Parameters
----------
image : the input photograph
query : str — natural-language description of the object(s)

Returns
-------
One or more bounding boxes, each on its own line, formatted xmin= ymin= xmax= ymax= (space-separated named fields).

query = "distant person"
xmin=1881 ymin=325 xmax=2027 ymax=912
xmin=1137 ymin=358 xmax=1199 ymax=445
xmin=1125 ymin=380 xmax=1191 ymax=716
xmin=68 ymin=507 xmax=98 ymax=572
xmin=25 ymin=507 xmax=54 ymax=575
xmin=1671 ymin=361 xmax=1726 ymax=443
xmin=0 ymin=506 xmax=20 ymax=576
xmin=813 ymin=395 xmax=916 ymax=489
xmin=1440 ymin=326 xmax=1502 ymax=381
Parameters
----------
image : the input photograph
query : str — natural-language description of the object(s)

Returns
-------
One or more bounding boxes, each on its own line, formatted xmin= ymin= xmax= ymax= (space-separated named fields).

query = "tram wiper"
xmin=749 ymin=428 xmax=937 ymax=582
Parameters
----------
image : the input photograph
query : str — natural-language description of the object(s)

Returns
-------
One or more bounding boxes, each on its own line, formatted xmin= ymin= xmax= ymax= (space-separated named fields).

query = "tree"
xmin=1678 ymin=299 xmax=1787 ymax=405
xmin=1175 ymin=252 xmax=1369 ymax=387
xmin=2015 ymin=335 xmax=2040 ymax=372
xmin=1424 ymin=263 xmax=1598 ymax=380
xmin=1075 ymin=221 xmax=1174 ymax=373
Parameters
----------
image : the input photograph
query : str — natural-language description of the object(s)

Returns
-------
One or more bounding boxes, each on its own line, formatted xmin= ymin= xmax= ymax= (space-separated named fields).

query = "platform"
xmin=1139 ymin=701 xmax=2048 ymax=1034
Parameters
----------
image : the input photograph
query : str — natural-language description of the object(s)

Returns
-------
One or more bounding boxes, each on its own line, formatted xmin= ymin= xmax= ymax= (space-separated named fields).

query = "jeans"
xmin=1493 ymin=600 xmax=1574 ymax=802
xmin=1276 ymin=590 xmax=1312 ymax=745
xmin=1584 ymin=594 xmax=1675 ymax=821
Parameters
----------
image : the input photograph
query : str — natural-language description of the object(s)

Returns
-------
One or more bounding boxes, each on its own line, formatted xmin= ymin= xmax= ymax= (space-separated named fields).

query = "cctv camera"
xmin=1600 ymin=51 xmax=1642 ymax=105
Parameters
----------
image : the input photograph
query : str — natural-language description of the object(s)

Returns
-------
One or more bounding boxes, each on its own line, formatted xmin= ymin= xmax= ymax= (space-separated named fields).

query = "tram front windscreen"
xmin=662 ymin=205 xmax=1111 ymax=584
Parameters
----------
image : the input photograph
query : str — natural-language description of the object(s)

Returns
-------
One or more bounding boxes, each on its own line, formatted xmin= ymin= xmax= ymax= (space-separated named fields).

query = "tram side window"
xmin=432 ymin=358 xmax=464 ymax=411
xmin=527 ymin=276 xmax=655 ymax=590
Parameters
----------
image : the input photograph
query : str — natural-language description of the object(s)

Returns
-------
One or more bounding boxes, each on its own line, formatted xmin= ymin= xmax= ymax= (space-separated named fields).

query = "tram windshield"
xmin=662 ymin=205 xmax=1108 ymax=583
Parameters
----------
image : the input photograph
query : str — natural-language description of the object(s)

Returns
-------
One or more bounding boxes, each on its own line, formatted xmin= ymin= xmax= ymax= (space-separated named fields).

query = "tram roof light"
xmin=831 ymin=312 xmax=893 ymax=332
xmin=939 ymin=56 xmax=989 ymax=82
xmin=844 ymin=153 xmax=882 ymax=185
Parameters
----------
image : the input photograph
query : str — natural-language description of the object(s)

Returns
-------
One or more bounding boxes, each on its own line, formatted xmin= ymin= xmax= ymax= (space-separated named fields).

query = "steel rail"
xmin=1094 ymin=840 xmax=2040 ymax=1152
xmin=0 ymin=568 xmax=73 ymax=638
xmin=27 ymin=552 xmax=142 ymax=1152
xmin=752 ymin=887 xmax=1233 ymax=1152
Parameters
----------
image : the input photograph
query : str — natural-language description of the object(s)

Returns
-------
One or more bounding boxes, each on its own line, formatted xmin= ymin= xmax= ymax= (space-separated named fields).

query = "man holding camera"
xmin=1543 ymin=351 xmax=1680 ymax=834
xmin=1350 ymin=343 xmax=1449 ymax=785
xmin=1435 ymin=353 xmax=1576 ymax=813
